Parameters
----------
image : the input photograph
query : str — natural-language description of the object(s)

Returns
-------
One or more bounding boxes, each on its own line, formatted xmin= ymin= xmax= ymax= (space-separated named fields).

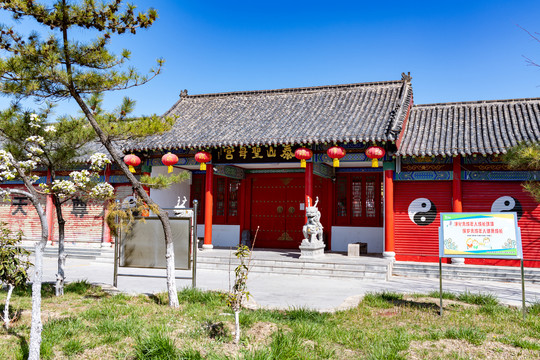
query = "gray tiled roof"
xmin=126 ymin=78 xmax=413 ymax=151
xmin=72 ymin=141 xmax=116 ymax=163
xmin=397 ymin=98 xmax=540 ymax=156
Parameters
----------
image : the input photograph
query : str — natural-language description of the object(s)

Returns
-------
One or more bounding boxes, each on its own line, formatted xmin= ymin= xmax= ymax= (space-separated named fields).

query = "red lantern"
xmin=327 ymin=146 xmax=346 ymax=167
xmin=123 ymin=154 xmax=141 ymax=173
xmin=194 ymin=151 xmax=212 ymax=170
xmin=294 ymin=147 xmax=313 ymax=168
xmin=365 ymin=146 xmax=386 ymax=167
xmin=161 ymin=152 xmax=179 ymax=173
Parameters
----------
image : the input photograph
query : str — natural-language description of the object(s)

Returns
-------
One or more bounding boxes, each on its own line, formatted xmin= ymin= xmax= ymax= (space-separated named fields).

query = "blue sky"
xmin=2 ymin=0 xmax=540 ymax=117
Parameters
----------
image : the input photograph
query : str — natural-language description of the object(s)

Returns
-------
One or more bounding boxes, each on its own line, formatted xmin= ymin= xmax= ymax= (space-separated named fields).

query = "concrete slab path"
xmin=38 ymin=255 xmax=540 ymax=312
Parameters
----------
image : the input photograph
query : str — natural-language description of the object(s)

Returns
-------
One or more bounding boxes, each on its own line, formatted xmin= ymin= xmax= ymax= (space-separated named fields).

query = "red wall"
xmin=462 ymin=181 xmax=540 ymax=267
xmin=0 ymin=184 xmax=133 ymax=244
xmin=0 ymin=185 xmax=47 ymax=241
xmin=394 ymin=181 xmax=452 ymax=263
xmin=394 ymin=180 xmax=540 ymax=268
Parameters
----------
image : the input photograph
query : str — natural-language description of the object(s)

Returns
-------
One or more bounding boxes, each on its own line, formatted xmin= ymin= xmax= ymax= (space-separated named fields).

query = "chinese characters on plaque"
xmin=71 ymin=198 xmax=88 ymax=218
xmin=213 ymin=145 xmax=300 ymax=163
xmin=11 ymin=197 xmax=28 ymax=216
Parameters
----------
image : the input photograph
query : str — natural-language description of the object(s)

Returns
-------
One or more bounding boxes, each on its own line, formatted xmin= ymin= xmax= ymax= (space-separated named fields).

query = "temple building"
xmin=1 ymin=73 xmax=539 ymax=267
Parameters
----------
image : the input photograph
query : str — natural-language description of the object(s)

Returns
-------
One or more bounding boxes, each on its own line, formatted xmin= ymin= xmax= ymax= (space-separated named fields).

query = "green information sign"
xmin=439 ymin=212 xmax=522 ymax=259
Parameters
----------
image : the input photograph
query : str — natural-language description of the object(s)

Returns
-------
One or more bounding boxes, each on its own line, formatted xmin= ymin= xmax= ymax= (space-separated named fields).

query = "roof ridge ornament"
xmin=179 ymin=89 xmax=188 ymax=98
xmin=401 ymin=72 xmax=412 ymax=82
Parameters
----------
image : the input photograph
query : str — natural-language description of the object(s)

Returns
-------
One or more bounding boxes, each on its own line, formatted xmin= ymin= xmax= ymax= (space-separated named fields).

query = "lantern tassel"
xmin=333 ymin=158 xmax=339 ymax=167
xmin=300 ymin=159 xmax=306 ymax=168
xmin=200 ymin=162 xmax=206 ymax=171
xmin=168 ymin=165 xmax=173 ymax=173
xmin=128 ymin=165 xmax=135 ymax=173
xmin=372 ymin=158 xmax=378 ymax=168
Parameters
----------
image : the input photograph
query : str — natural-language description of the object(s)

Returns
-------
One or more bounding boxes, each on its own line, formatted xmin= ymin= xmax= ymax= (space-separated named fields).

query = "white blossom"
xmin=89 ymin=153 xmax=111 ymax=171
xmin=44 ymin=125 xmax=56 ymax=133
xmin=88 ymin=183 xmax=114 ymax=199
xmin=29 ymin=113 xmax=41 ymax=128
xmin=0 ymin=190 xmax=10 ymax=202
xmin=18 ymin=160 xmax=37 ymax=171
xmin=69 ymin=170 xmax=92 ymax=188
xmin=28 ymin=146 xmax=44 ymax=156
xmin=51 ymin=180 xmax=77 ymax=195
xmin=26 ymin=135 xmax=46 ymax=146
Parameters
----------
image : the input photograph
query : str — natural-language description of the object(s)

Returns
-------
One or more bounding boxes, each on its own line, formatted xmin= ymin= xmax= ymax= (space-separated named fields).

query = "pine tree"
xmin=0 ymin=0 xmax=182 ymax=311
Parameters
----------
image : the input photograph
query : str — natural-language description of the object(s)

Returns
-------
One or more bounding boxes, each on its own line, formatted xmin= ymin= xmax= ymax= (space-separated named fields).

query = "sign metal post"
xmin=192 ymin=200 xmax=198 ymax=289
xmin=439 ymin=257 xmax=443 ymax=316
xmin=439 ymin=212 xmax=524 ymax=318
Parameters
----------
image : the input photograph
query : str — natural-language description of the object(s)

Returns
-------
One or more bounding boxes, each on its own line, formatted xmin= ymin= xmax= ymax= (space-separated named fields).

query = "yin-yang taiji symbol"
xmin=408 ymin=198 xmax=437 ymax=226
xmin=491 ymin=196 xmax=522 ymax=220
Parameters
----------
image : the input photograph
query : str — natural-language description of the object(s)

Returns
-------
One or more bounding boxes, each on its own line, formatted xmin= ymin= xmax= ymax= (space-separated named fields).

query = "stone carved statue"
xmin=175 ymin=196 xmax=188 ymax=208
xmin=299 ymin=197 xmax=325 ymax=259
xmin=302 ymin=197 xmax=324 ymax=244
xmin=174 ymin=196 xmax=192 ymax=217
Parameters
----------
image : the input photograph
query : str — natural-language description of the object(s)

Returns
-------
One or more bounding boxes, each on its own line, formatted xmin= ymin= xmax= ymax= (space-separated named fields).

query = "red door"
xmin=250 ymin=175 xmax=305 ymax=248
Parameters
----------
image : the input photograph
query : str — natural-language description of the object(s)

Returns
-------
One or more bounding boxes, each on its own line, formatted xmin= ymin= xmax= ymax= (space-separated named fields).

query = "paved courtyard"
xmin=37 ymin=254 xmax=540 ymax=312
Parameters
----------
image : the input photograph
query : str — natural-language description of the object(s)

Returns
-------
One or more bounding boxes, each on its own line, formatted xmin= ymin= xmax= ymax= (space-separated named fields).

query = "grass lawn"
xmin=1 ymin=281 xmax=539 ymax=359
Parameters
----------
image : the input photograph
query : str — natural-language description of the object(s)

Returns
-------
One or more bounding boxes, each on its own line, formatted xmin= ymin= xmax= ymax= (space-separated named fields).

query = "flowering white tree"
xmin=0 ymin=113 xmax=114 ymax=360
xmin=1 ymin=108 xmax=114 ymax=296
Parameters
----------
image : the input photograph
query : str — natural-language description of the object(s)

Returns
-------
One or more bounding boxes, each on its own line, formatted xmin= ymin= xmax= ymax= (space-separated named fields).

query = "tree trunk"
xmin=234 ymin=310 xmax=240 ymax=344
xmin=61 ymin=16 xmax=178 ymax=308
xmin=66 ymin=90 xmax=179 ymax=308
xmin=53 ymin=195 xmax=66 ymax=297
xmin=3 ymin=284 xmax=14 ymax=330
xmin=29 ymin=242 xmax=45 ymax=360
xmin=7 ymin=183 xmax=48 ymax=360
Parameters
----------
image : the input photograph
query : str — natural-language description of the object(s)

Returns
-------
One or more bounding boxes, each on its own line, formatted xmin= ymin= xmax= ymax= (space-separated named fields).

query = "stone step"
xmin=195 ymin=252 xmax=390 ymax=280
xmin=23 ymin=246 xmax=113 ymax=261
xmin=198 ymin=256 xmax=388 ymax=271
xmin=197 ymin=262 xmax=388 ymax=279
xmin=393 ymin=262 xmax=540 ymax=284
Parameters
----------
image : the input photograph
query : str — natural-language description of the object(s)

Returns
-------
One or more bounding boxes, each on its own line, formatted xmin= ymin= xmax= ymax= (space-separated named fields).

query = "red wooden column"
xmin=102 ymin=164 xmax=113 ymax=246
xmin=305 ymin=162 xmax=314 ymax=216
xmin=451 ymin=155 xmax=465 ymax=265
xmin=46 ymin=169 xmax=55 ymax=244
xmin=203 ymin=164 xmax=214 ymax=249
xmin=452 ymin=155 xmax=462 ymax=212
xmin=383 ymin=162 xmax=395 ymax=260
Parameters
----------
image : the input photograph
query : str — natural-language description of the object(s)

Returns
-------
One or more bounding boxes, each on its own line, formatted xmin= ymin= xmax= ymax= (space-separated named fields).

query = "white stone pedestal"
xmin=383 ymin=251 xmax=396 ymax=262
xmin=299 ymin=240 xmax=325 ymax=259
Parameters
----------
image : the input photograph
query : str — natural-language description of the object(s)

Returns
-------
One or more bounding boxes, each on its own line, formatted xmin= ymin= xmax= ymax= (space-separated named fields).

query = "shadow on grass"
xmin=363 ymin=292 xmax=443 ymax=314
xmin=13 ymin=282 xmax=55 ymax=298
xmin=147 ymin=293 xmax=168 ymax=306
xmin=5 ymin=328 xmax=29 ymax=360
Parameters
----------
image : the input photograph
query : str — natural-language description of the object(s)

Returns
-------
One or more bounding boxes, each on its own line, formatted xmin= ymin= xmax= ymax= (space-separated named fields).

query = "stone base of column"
xmin=202 ymin=243 xmax=214 ymax=250
xmin=383 ymin=251 xmax=396 ymax=261
xmin=299 ymin=240 xmax=325 ymax=259
xmin=450 ymin=257 xmax=465 ymax=265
